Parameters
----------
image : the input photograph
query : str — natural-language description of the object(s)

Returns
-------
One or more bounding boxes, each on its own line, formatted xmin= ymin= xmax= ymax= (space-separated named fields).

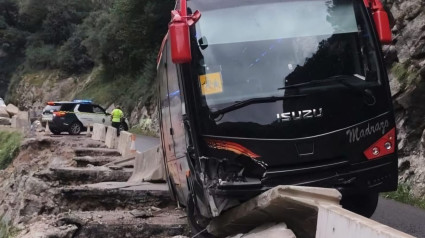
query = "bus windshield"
xmin=189 ymin=0 xmax=380 ymax=106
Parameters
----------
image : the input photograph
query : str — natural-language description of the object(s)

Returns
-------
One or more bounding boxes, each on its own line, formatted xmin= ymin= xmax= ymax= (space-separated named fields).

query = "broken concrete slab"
xmin=57 ymin=210 xmax=189 ymax=238
xmin=60 ymin=182 xmax=171 ymax=211
xmin=128 ymin=146 xmax=166 ymax=183
xmin=6 ymin=104 xmax=19 ymax=117
xmin=207 ymin=186 xmax=341 ymax=238
xmin=104 ymin=155 xmax=136 ymax=169
xmin=74 ymin=147 xmax=121 ymax=157
xmin=73 ymin=156 xmax=120 ymax=167
xmin=81 ymin=181 xmax=168 ymax=191
xmin=18 ymin=222 xmax=78 ymax=238
xmin=45 ymin=167 xmax=132 ymax=184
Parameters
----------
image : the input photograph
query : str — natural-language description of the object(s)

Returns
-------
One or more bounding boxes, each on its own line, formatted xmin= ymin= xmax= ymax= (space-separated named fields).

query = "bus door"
xmin=159 ymin=44 xmax=183 ymax=202
xmin=166 ymin=42 xmax=190 ymax=202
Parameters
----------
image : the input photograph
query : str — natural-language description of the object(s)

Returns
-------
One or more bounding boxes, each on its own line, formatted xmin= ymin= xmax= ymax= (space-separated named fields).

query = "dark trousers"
xmin=112 ymin=122 xmax=121 ymax=136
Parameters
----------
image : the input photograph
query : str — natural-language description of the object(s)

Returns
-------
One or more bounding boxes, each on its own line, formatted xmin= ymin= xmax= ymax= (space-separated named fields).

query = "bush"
xmin=25 ymin=43 xmax=57 ymax=69
xmin=0 ymin=131 xmax=22 ymax=170
xmin=57 ymin=36 xmax=94 ymax=73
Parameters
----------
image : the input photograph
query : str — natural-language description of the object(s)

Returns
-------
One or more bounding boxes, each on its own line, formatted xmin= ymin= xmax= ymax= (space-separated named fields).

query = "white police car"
xmin=41 ymin=101 xmax=68 ymax=125
xmin=50 ymin=100 xmax=129 ymax=135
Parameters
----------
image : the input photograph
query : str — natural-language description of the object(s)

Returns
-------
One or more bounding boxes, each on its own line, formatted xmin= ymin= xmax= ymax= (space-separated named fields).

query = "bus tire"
xmin=187 ymin=193 xmax=214 ymax=238
xmin=341 ymin=192 xmax=379 ymax=218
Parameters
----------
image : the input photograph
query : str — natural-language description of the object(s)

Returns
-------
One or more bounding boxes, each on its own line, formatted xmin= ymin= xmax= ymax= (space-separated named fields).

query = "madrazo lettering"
xmin=346 ymin=120 xmax=390 ymax=143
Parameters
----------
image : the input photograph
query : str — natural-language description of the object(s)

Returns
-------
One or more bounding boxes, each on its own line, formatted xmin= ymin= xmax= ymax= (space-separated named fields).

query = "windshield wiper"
xmin=278 ymin=75 xmax=376 ymax=106
xmin=209 ymin=94 xmax=307 ymax=119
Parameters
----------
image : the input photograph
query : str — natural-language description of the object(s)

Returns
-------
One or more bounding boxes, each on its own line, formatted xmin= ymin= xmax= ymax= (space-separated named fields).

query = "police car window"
xmin=93 ymin=106 xmax=105 ymax=114
xmin=60 ymin=104 xmax=76 ymax=112
xmin=44 ymin=105 xmax=61 ymax=112
xmin=78 ymin=104 xmax=93 ymax=113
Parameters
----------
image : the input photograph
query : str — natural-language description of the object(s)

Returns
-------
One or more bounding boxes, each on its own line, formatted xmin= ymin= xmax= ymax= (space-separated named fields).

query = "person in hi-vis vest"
xmin=111 ymin=105 xmax=124 ymax=136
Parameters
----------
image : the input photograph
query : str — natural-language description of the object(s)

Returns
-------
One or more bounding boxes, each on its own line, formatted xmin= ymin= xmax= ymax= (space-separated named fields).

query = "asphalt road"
xmin=135 ymin=134 xmax=160 ymax=153
xmin=372 ymin=197 xmax=425 ymax=237
xmin=133 ymin=135 xmax=425 ymax=237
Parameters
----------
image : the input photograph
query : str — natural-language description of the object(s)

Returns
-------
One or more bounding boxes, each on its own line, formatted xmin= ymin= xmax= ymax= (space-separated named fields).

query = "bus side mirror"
xmin=169 ymin=10 xmax=191 ymax=64
xmin=169 ymin=10 xmax=201 ymax=64
xmin=372 ymin=10 xmax=392 ymax=45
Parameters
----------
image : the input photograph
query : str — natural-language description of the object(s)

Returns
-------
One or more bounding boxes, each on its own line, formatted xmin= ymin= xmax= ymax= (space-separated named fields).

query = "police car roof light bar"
xmin=73 ymin=100 xmax=93 ymax=104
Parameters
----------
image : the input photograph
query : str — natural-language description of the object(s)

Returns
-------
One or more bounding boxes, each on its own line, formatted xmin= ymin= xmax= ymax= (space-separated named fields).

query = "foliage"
xmin=24 ymin=43 xmax=57 ymax=70
xmin=0 ymin=131 xmax=22 ymax=170
xmin=383 ymin=184 xmax=425 ymax=209
xmin=1 ymin=0 xmax=174 ymax=110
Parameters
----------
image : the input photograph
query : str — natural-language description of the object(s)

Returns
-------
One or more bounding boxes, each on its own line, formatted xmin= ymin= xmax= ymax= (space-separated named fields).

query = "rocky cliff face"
xmin=384 ymin=0 xmax=425 ymax=196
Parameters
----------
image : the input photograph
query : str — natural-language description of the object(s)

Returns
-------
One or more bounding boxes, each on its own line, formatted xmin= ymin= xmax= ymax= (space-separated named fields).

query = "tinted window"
xmin=93 ymin=106 xmax=105 ymax=114
xmin=60 ymin=104 xmax=76 ymax=112
xmin=191 ymin=0 xmax=380 ymax=106
xmin=78 ymin=104 xmax=93 ymax=113
xmin=43 ymin=105 xmax=61 ymax=113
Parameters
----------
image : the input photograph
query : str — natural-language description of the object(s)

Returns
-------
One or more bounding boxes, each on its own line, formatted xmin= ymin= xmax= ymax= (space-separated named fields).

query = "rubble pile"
xmin=0 ymin=101 xmax=19 ymax=126
xmin=0 ymin=134 xmax=189 ymax=238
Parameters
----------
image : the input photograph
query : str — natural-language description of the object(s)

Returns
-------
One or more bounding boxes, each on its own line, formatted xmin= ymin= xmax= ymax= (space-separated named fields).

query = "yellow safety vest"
xmin=111 ymin=109 xmax=123 ymax=123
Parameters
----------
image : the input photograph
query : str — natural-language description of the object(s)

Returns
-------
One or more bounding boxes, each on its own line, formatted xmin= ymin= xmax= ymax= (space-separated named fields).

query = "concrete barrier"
xmin=128 ymin=146 xmax=165 ymax=182
xmin=15 ymin=111 xmax=30 ymax=134
xmin=228 ymin=223 xmax=296 ymax=238
xmin=11 ymin=115 xmax=17 ymax=128
xmin=117 ymin=131 xmax=132 ymax=157
xmin=92 ymin=123 xmax=106 ymax=141
xmin=105 ymin=126 xmax=118 ymax=149
xmin=207 ymin=186 xmax=415 ymax=238
xmin=316 ymin=204 xmax=415 ymax=238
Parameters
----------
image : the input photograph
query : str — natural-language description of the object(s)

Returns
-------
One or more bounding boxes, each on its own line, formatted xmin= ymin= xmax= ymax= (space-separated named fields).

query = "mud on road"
xmin=0 ymin=134 xmax=189 ymax=238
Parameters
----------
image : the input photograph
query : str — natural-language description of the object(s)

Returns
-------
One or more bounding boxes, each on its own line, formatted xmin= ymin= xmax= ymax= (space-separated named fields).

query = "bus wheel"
xmin=341 ymin=192 xmax=379 ymax=218
xmin=187 ymin=193 xmax=214 ymax=238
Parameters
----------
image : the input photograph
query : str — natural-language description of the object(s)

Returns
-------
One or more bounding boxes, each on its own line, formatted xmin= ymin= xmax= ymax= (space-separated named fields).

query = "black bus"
xmin=158 ymin=0 xmax=396 ymax=234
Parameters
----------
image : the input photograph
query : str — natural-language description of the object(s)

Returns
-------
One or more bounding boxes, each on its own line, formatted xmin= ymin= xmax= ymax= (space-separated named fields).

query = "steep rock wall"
xmin=385 ymin=0 xmax=425 ymax=196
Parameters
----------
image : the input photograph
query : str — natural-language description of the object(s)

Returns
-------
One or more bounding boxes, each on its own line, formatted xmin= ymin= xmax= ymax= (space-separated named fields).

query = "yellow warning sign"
xmin=199 ymin=72 xmax=223 ymax=95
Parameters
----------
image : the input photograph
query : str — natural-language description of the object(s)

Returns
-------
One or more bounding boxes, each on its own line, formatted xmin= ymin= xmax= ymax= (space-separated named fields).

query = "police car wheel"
xmin=51 ymin=129 xmax=61 ymax=135
xmin=69 ymin=122 xmax=82 ymax=135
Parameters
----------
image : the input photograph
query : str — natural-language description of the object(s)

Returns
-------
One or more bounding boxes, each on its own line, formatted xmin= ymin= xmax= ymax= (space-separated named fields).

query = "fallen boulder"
xmin=0 ymin=117 xmax=11 ymax=125
xmin=0 ymin=106 xmax=9 ymax=118
xmin=6 ymin=104 xmax=19 ymax=117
